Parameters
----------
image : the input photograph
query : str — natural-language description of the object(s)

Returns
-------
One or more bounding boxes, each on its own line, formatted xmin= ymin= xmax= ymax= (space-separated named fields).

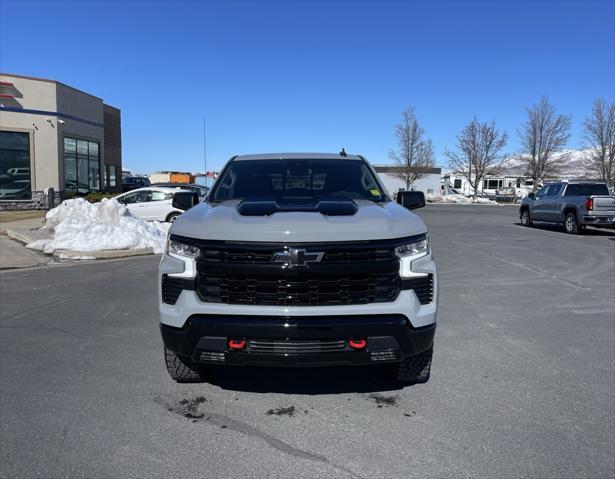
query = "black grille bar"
xmin=247 ymin=339 xmax=347 ymax=354
xmin=195 ymin=271 xmax=400 ymax=306
xmin=170 ymin=234 xmax=426 ymax=265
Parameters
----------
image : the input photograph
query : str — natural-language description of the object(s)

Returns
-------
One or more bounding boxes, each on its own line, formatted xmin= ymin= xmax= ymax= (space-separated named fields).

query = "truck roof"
xmin=232 ymin=152 xmax=364 ymax=161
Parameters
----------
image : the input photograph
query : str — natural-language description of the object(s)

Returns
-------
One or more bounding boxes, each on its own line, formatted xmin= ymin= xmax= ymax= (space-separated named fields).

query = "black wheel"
xmin=520 ymin=208 xmax=532 ymax=226
xmin=564 ymin=212 xmax=579 ymax=234
xmin=164 ymin=347 xmax=204 ymax=382
xmin=390 ymin=347 xmax=433 ymax=384
xmin=166 ymin=212 xmax=180 ymax=223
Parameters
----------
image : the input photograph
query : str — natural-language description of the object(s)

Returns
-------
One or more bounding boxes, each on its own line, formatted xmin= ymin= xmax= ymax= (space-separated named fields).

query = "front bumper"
xmin=160 ymin=314 xmax=436 ymax=367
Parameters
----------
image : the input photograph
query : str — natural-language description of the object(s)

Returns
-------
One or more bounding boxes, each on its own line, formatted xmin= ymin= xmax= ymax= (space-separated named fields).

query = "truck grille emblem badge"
xmin=272 ymin=248 xmax=324 ymax=268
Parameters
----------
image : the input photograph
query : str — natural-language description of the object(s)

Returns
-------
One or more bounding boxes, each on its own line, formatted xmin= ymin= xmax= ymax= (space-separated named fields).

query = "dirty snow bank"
xmin=426 ymin=194 xmax=497 ymax=205
xmin=27 ymin=198 xmax=170 ymax=255
xmin=426 ymin=193 xmax=471 ymax=204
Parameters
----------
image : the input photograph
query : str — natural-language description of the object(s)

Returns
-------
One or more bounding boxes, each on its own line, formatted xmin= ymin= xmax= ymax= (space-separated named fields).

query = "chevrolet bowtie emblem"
xmin=272 ymin=248 xmax=324 ymax=268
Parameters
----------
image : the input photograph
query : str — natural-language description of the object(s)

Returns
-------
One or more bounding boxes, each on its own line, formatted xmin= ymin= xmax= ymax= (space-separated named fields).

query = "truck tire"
xmin=520 ymin=208 xmax=532 ymax=226
xmin=564 ymin=212 xmax=579 ymax=234
xmin=164 ymin=347 xmax=204 ymax=382
xmin=391 ymin=347 xmax=433 ymax=384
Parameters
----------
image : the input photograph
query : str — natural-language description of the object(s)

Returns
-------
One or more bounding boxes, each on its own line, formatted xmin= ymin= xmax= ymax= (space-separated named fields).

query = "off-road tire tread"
xmin=164 ymin=347 xmax=203 ymax=382
xmin=393 ymin=347 xmax=433 ymax=384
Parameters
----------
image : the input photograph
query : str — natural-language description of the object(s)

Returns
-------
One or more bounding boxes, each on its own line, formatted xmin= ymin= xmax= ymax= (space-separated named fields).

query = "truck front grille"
xmin=167 ymin=235 xmax=432 ymax=307
xmin=195 ymin=270 xmax=400 ymax=306
xmin=199 ymin=243 xmax=396 ymax=264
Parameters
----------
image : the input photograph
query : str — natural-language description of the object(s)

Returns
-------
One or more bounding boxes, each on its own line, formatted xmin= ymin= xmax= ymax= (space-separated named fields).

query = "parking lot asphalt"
xmin=1 ymin=205 xmax=614 ymax=478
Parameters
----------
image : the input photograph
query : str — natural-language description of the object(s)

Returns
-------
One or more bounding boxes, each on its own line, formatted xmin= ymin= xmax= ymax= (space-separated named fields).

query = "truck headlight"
xmin=396 ymin=236 xmax=429 ymax=259
xmin=167 ymin=239 xmax=200 ymax=258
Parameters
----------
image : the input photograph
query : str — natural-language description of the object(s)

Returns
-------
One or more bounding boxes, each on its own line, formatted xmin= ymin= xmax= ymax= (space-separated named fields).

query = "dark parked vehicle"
xmin=519 ymin=181 xmax=615 ymax=234
xmin=122 ymin=176 xmax=151 ymax=192
xmin=151 ymin=183 xmax=209 ymax=202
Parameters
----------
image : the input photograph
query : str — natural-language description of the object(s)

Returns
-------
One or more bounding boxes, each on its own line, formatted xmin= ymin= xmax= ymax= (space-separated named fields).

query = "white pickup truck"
xmin=158 ymin=152 xmax=438 ymax=384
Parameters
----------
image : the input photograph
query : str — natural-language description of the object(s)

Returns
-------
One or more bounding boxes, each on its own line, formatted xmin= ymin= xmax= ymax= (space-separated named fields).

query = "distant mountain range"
xmin=443 ymin=149 xmax=600 ymax=180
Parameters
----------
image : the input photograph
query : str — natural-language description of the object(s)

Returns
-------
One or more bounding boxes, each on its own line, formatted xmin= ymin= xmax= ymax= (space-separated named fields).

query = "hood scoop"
xmin=237 ymin=197 xmax=359 ymax=217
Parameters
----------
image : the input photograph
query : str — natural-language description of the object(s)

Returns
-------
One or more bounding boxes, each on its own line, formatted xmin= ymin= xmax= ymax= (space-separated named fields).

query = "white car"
xmin=114 ymin=187 xmax=194 ymax=222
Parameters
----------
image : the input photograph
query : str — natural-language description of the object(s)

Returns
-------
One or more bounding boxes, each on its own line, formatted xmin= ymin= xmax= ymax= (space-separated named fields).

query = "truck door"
xmin=531 ymin=186 xmax=550 ymax=220
xmin=146 ymin=190 xmax=174 ymax=221
xmin=543 ymin=184 xmax=564 ymax=222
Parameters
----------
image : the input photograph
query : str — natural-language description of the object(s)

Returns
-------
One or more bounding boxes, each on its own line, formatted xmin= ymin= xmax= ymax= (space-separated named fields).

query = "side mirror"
xmin=527 ymin=192 xmax=535 ymax=200
xmin=396 ymin=191 xmax=426 ymax=210
xmin=172 ymin=191 xmax=199 ymax=211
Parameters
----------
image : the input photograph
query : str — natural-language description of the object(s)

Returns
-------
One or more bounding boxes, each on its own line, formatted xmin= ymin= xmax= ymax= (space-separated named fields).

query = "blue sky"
xmin=1 ymin=0 xmax=613 ymax=173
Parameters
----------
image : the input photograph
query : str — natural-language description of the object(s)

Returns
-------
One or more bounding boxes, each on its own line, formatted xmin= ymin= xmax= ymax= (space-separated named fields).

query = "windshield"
xmin=210 ymin=159 xmax=388 ymax=203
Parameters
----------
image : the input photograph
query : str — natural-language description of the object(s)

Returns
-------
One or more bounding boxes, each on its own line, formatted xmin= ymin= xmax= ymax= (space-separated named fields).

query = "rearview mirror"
xmin=396 ymin=191 xmax=426 ymax=210
xmin=172 ymin=192 xmax=199 ymax=211
xmin=527 ymin=192 xmax=535 ymax=200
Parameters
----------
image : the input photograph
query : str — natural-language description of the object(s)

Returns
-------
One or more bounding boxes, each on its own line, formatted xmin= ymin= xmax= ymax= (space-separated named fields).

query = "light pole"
xmin=203 ymin=114 xmax=207 ymax=178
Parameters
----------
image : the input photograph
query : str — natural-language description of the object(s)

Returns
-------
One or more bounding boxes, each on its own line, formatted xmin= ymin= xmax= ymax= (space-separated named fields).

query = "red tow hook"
xmin=348 ymin=339 xmax=367 ymax=350
xmin=228 ymin=339 xmax=247 ymax=350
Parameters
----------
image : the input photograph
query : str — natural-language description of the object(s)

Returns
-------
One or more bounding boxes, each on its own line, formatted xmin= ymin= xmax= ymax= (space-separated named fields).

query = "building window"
xmin=109 ymin=165 xmax=116 ymax=187
xmin=453 ymin=179 xmax=462 ymax=189
xmin=64 ymin=137 xmax=100 ymax=194
xmin=0 ymin=131 xmax=31 ymax=200
xmin=483 ymin=179 xmax=503 ymax=190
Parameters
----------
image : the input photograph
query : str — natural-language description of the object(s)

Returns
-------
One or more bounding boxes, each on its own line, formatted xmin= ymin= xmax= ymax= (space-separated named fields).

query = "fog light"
xmin=228 ymin=339 xmax=247 ymax=350
xmin=348 ymin=339 xmax=367 ymax=349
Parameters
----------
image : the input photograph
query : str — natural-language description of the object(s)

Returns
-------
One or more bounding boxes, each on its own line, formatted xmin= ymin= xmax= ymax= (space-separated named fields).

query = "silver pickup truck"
xmin=159 ymin=152 xmax=437 ymax=384
xmin=519 ymin=181 xmax=615 ymax=234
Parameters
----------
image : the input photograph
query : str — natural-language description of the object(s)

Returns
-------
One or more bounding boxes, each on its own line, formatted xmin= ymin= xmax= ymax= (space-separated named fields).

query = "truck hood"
xmin=170 ymin=199 xmax=427 ymax=242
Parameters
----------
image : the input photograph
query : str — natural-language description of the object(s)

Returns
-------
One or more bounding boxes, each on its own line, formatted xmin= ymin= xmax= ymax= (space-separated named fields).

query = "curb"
xmin=5 ymin=229 xmax=36 ymax=244
xmin=53 ymin=248 xmax=155 ymax=259
xmin=5 ymin=228 xmax=156 ymax=260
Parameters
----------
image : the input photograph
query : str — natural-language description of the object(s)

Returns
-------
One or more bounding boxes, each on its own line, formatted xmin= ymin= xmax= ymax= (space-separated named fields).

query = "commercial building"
xmin=0 ymin=73 xmax=122 ymax=209
xmin=149 ymin=171 xmax=194 ymax=184
xmin=374 ymin=165 xmax=442 ymax=196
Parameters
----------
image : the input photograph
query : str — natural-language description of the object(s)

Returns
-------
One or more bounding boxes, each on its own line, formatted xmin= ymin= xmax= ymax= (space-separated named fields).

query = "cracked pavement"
xmin=1 ymin=205 xmax=614 ymax=478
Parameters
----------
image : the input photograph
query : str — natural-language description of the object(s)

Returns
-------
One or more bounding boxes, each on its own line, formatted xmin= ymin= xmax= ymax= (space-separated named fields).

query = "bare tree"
xmin=445 ymin=117 xmax=508 ymax=200
xmin=583 ymin=98 xmax=615 ymax=187
xmin=388 ymin=107 xmax=435 ymax=190
xmin=518 ymin=97 xmax=571 ymax=191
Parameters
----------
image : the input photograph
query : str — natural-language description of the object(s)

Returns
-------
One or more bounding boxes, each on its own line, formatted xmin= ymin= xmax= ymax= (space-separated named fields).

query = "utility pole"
xmin=203 ymin=114 xmax=207 ymax=176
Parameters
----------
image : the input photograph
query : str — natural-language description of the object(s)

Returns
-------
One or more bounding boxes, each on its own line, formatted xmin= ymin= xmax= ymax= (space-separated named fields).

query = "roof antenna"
xmin=339 ymin=148 xmax=347 ymax=157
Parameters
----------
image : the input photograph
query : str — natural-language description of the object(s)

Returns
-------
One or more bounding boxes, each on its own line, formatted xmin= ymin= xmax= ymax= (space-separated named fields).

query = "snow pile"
xmin=27 ymin=198 xmax=170 ymax=255
xmin=471 ymin=197 xmax=497 ymax=205
xmin=426 ymin=193 xmax=471 ymax=204
xmin=425 ymin=194 xmax=497 ymax=205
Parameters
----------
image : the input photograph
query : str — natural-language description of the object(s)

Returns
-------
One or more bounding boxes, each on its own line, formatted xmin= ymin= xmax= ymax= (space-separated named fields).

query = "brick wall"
xmin=0 ymin=191 xmax=62 ymax=211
